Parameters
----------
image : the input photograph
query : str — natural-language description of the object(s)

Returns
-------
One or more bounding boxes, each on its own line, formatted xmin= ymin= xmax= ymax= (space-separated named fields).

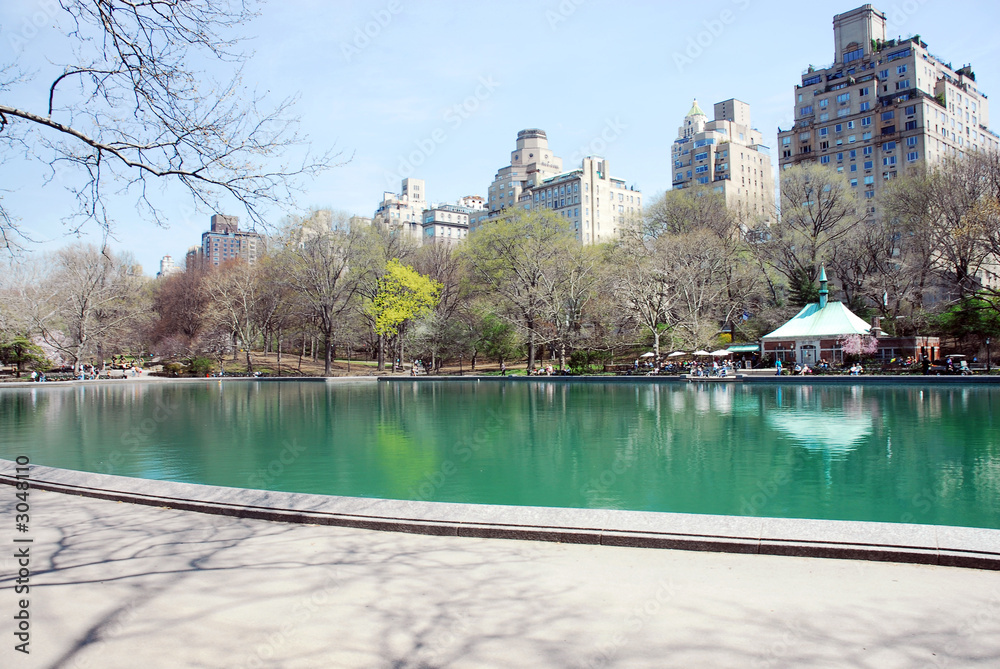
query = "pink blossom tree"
xmin=838 ymin=334 xmax=879 ymax=362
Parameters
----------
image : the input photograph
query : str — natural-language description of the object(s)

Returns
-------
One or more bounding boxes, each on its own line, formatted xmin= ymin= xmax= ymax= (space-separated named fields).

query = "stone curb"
xmin=2 ymin=461 xmax=998 ymax=571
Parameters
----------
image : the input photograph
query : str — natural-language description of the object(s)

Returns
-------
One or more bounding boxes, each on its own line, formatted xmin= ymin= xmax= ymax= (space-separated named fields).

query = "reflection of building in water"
xmin=767 ymin=411 xmax=873 ymax=457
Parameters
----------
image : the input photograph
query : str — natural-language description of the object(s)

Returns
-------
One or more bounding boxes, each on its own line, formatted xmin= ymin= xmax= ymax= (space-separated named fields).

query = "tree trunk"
xmin=298 ymin=333 xmax=305 ymax=371
xmin=276 ymin=328 xmax=282 ymax=377
xmin=653 ymin=329 xmax=660 ymax=361
xmin=527 ymin=324 xmax=536 ymax=371
xmin=377 ymin=334 xmax=385 ymax=371
xmin=246 ymin=347 xmax=253 ymax=374
xmin=559 ymin=343 xmax=566 ymax=371
xmin=324 ymin=330 xmax=333 ymax=376
xmin=471 ymin=351 xmax=477 ymax=371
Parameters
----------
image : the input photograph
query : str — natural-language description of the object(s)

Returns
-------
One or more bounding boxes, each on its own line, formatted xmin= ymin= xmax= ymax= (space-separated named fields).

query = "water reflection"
xmin=767 ymin=411 xmax=874 ymax=457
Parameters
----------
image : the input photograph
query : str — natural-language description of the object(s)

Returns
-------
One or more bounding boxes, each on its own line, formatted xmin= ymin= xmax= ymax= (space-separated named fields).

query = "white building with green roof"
xmin=761 ymin=267 xmax=873 ymax=365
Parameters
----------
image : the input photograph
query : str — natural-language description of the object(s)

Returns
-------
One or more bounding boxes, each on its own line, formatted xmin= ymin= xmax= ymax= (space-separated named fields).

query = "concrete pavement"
xmin=2 ymin=489 xmax=999 ymax=668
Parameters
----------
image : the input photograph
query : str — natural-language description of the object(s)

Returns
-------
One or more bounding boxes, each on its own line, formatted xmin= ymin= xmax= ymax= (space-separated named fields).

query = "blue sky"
xmin=3 ymin=0 xmax=999 ymax=274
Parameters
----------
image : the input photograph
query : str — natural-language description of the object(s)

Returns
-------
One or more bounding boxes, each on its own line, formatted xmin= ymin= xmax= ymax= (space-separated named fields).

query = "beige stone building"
xmin=778 ymin=4 xmax=999 ymax=208
xmin=422 ymin=203 xmax=474 ymax=246
xmin=374 ymin=177 xmax=428 ymax=240
xmin=481 ymin=129 xmax=641 ymax=244
xmin=672 ymin=98 xmax=775 ymax=224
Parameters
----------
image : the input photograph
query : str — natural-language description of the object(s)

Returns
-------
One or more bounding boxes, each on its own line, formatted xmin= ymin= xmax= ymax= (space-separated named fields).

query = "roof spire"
xmin=818 ymin=265 xmax=829 ymax=309
xmin=686 ymin=98 xmax=707 ymax=118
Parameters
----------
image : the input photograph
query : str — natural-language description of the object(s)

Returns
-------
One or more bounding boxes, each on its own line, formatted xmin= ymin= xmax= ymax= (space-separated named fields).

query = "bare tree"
xmin=203 ymin=257 xmax=262 ymax=373
xmin=460 ymin=210 xmax=575 ymax=371
xmin=27 ymin=243 xmax=148 ymax=372
xmin=0 ymin=0 xmax=341 ymax=252
xmin=755 ymin=164 xmax=866 ymax=305
xmin=277 ymin=210 xmax=368 ymax=375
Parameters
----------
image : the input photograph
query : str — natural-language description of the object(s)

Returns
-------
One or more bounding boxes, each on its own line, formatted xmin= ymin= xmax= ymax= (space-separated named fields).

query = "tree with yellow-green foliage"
xmin=368 ymin=260 xmax=441 ymax=368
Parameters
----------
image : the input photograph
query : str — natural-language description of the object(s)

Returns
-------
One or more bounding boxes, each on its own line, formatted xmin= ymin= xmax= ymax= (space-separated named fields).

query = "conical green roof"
xmin=762 ymin=301 xmax=872 ymax=340
xmin=686 ymin=99 xmax=707 ymax=117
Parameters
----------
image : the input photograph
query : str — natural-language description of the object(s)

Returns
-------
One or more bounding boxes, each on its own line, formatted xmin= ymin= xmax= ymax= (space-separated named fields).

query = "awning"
xmin=727 ymin=344 xmax=760 ymax=353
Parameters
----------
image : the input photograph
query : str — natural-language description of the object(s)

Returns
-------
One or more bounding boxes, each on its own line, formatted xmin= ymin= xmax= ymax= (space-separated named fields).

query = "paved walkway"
xmin=2 ymin=490 xmax=999 ymax=669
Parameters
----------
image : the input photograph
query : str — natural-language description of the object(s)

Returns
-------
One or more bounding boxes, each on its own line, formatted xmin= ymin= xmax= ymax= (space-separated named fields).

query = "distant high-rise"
xmin=671 ymin=98 xmax=774 ymax=223
xmin=777 ymin=4 xmax=999 ymax=208
xmin=156 ymin=255 xmax=181 ymax=278
xmin=374 ymin=178 xmax=427 ymax=240
xmin=481 ymin=129 xmax=641 ymax=244
xmin=200 ymin=214 xmax=262 ymax=266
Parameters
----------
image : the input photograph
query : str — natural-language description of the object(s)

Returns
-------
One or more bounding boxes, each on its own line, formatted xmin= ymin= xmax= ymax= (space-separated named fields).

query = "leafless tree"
xmin=277 ymin=210 xmax=369 ymax=375
xmin=0 ymin=0 xmax=342 ymax=253
xmin=754 ymin=164 xmax=866 ymax=305
xmin=27 ymin=243 xmax=148 ymax=371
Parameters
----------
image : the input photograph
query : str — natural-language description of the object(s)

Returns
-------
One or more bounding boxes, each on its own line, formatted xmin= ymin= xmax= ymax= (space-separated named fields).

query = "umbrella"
xmin=639 ymin=352 xmax=656 ymax=358
xmin=711 ymin=349 xmax=733 ymax=357
xmin=667 ymin=351 xmax=687 ymax=358
xmin=693 ymin=350 xmax=712 ymax=356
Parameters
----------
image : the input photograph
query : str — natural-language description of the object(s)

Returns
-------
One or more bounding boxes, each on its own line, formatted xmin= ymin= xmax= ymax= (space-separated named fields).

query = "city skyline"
xmin=2 ymin=0 xmax=999 ymax=274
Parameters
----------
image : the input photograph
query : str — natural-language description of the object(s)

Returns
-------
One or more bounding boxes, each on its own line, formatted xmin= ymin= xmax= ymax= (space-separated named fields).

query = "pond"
xmin=2 ymin=379 xmax=998 ymax=529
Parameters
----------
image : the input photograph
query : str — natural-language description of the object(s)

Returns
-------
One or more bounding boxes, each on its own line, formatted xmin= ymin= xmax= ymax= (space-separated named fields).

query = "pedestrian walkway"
xmin=2 ymin=489 xmax=998 ymax=668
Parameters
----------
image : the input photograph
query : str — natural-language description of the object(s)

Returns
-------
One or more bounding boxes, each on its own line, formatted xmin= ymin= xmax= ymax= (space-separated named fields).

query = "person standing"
xmin=775 ymin=358 xmax=782 ymax=376
xmin=30 ymin=370 xmax=37 ymax=382
xmin=500 ymin=362 xmax=506 ymax=376
xmin=921 ymin=353 xmax=930 ymax=375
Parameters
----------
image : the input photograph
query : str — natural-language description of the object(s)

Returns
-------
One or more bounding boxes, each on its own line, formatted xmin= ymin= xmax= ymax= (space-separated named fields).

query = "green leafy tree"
xmin=0 ymin=336 xmax=49 ymax=376
xmin=368 ymin=259 xmax=441 ymax=347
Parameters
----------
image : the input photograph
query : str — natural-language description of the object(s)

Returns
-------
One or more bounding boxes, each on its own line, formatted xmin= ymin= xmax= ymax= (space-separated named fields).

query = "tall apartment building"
xmin=482 ymin=129 xmax=641 ymax=244
xmin=374 ymin=178 xmax=428 ymax=240
xmin=485 ymin=129 xmax=564 ymax=216
xmin=201 ymin=214 xmax=262 ymax=266
xmin=778 ymin=4 xmax=999 ymax=208
xmin=156 ymin=255 xmax=181 ymax=279
xmin=672 ymin=98 xmax=774 ymax=223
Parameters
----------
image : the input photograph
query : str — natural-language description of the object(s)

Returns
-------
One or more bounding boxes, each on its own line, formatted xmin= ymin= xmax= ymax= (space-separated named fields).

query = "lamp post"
xmin=988 ymin=338 xmax=992 ymax=374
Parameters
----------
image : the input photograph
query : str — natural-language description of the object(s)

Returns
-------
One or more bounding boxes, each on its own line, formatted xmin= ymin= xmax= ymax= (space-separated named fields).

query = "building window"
xmin=907 ymin=151 xmax=919 ymax=161
xmin=883 ymin=141 xmax=896 ymax=151
xmin=907 ymin=137 xmax=918 ymax=147
xmin=881 ymin=111 xmax=895 ymax=121
xmin=897 ymin=79 xmax=911 ymax=90
xmin=837 ymin=93 xmax=851 ymax=104
xmin=835 ymin=124 xmax=843 ymax=133
xmin=883 ymin=156 xmax=897 ymax=166
xmin=859 ymin=102 xmax=871 ymax=112
xmin=821 ymin=155 xmax=831 ymax=164
xmin=800 ymin=105 xmax=814 ymax=116
xmin=819 ymin=99 xmax=829 ymax=109
xmin=850 ymin=178 xmax=858 ymax=187
xmin=897 ymin=65 xmax=908 ymax=75
xmin=864 ymin=160 xmax=874 ymax=170
xmin=879 ymin=69 xmax=889 ymax=79
xmin=864 ymin=176 xmax=875 ymax=185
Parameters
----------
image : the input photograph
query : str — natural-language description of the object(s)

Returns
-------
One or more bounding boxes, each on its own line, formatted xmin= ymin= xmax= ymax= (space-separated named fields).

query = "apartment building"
xmin=777 ymin=4 xmax=999 ymax=209
xmin=422 ymin=204 xmax=472 ymax=246
xmin=482 ymin=129 xmax=641 ymax=244
xmin=672 ymin=98 xmax=775 ymax=223
xmin=200 ymin=214 xmax=262 ymax=266
xmin=374 ymin=178 xmax=428 ymax=240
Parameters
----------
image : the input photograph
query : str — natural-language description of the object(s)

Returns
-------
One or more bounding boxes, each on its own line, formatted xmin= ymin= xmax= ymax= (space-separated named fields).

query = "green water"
xmin=2 ymin=380 xmax=998 ymax=528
